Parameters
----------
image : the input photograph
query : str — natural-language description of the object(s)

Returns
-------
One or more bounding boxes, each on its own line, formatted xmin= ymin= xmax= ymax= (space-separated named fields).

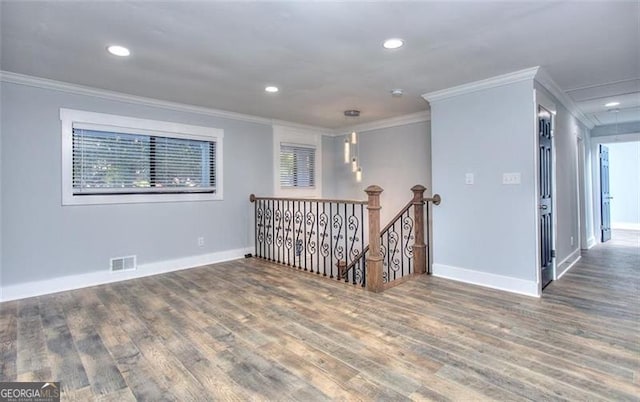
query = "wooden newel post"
xmin=365 ymin=185 xmax=384 ymax=292
xmin=411 ymin=185 xmax=427 ymax=275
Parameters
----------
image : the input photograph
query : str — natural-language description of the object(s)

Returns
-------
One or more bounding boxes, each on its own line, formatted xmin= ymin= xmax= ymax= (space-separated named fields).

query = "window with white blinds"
xmin=60 ymin=108 xmax=223 ymax=205
xmin=72 ymin=128 xmax=216 ymax=194
xmin=280 ymin=144 xmax=316 ymax=188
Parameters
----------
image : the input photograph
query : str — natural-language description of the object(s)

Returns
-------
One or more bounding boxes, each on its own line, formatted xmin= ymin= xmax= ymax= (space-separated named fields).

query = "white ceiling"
xmin=1 ymin=1 xmax=638 ymax=129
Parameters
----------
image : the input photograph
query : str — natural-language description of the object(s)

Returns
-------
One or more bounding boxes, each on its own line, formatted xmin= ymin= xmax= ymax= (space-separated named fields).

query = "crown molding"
xmin=271 ymin=119 xmax=332 ymax=135
xmin=0 ymin=71 xmax=325 ymax=132
xmin=422 ymin=67 xmax=540 ymax=103
xmin=534 ymin=68 xmax=595 ymax=129
xmin=332 ymin=110 xmax=431 ymax=136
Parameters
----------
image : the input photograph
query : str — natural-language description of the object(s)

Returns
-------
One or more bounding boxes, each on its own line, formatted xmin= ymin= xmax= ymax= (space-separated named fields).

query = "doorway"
xmin=600 ymin=144 xmax=612 ymax=242
xmin=591 ymin=138 xmax=640 ymax=246
xmin=602 ymin=141 xmax=640 ymax=238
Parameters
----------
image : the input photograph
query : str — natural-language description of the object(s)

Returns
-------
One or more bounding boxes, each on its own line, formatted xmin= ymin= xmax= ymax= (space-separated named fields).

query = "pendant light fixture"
xmin=344 ymin=139 xmax=350 ymax=163
xmin=344 ymin=110 xmax=362 ymax=181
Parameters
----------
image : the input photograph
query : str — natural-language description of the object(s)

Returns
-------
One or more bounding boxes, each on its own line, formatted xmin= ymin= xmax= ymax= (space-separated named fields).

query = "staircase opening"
xmin=250 ymin=185 xmax=441 ymax=292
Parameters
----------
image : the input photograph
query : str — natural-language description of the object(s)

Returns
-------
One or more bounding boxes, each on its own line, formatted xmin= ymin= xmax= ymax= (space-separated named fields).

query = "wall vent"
xmin=110 ymin=255 xmax=137 ymax=272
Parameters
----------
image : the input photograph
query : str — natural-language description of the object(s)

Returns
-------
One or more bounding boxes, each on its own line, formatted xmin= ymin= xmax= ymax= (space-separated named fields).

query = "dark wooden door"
xmin=600 ymin=144 xmax=612 ymax=242
xmin=538 ymin=107 xmax=554 ymax=289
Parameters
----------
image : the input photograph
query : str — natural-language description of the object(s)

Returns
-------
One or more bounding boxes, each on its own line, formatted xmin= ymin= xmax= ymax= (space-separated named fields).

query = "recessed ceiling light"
xmin=604 ymin=101 xmax=620 ymax=107
xmin=265 ymin=86 xmax=279 ymax=93
xmin=383 ymin=38 xmax=404 ymax=49
xmin=107 ymin=45 xmax=130 ymax=57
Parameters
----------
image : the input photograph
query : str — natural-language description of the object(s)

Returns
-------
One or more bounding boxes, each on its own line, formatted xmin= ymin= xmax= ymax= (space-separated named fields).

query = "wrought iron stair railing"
xmin=342 ymin=188 xmax=441 ymax=290
xmin=250 ymin=185 xmax=440 ymax=292
xmin=249 ymin=194 xmax=369 ymax=286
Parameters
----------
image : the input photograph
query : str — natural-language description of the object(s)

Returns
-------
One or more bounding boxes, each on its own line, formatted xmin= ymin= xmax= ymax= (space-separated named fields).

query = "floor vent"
xmin=110 ymin=255 xmax=137 ymax=272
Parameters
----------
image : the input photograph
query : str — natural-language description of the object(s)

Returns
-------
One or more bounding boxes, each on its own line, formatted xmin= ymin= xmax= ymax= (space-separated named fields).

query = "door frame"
xmin=599 ymin=144 xmax=612 ymax=242
xmin=590 ymin=133 xmax=640 ymax=245
xmin=577 ymin=135 xmax=593 ymax=250
xmin=533 ymin=89 xmax=557 ymax=295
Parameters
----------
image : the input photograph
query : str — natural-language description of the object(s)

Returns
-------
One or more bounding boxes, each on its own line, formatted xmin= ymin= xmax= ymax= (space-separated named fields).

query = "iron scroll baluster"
xmin=249 ymin=189 xmax=440 ymax=291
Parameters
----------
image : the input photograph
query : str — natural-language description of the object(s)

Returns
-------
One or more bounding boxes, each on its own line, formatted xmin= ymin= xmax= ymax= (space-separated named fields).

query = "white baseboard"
xmin=432 ymin=263 xmax=539 ymax=297
xmin=585 ymin=236 xmax=597 ymax=250
xmin=0 ymin=247 xmax=252 ymax=302
xmin=612 ymin=222 xmax=640 ymax=231
xmin=556 ymin=248 xmax=581 ymax=279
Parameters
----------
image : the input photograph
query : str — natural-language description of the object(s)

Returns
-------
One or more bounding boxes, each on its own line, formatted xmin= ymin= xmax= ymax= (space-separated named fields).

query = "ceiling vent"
xmin=110 ymin=255 xmax=137 ymax=272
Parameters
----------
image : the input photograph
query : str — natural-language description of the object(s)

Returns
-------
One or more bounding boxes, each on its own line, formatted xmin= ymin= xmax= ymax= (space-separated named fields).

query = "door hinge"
xmin=551 ymin=250 xmax=556 ymax=258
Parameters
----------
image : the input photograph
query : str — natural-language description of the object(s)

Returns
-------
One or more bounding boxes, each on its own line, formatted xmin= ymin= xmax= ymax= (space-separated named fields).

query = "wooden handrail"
xmin=250 ymin=185 xmax=440 ymax=291
xmin=249 ymin=194 xmax=367 ymax=205
xmin=424 ymin=194 xmax=442 ymax=205
xmin=342 ymin=199 xmax=413 ymax=273
xmin=342 ymin=193 xmax=441 ymax=275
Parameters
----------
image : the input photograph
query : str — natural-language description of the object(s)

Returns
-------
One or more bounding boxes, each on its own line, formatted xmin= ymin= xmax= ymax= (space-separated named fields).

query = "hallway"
xmin=544 ymin=229 xmax=639 ymax=313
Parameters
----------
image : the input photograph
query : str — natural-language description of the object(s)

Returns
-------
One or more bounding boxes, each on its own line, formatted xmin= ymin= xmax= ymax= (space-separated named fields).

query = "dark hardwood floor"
xmin=1 ymin=230 xmax=638 ymax=401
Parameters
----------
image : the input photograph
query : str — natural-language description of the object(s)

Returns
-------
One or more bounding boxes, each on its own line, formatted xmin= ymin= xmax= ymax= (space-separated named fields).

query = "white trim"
xmin=533 ymin=88 xmax=558 ymax=292
xmin=532 ymin=88 xmax=543 ymax=294
xmin=273 ymin=125 xmax=323 ymax=198
xmin=592 ymin=141 xmax=603 ymax=246
xmin=585 ymin=236 xmax=597 ymax=249
xmin=0 ymin=247 xmax=252 ymax=302
xmin=332 ymin=111 xmax=431 ymax=136
xmin=575 ymin=136 xmax=583 ymax=262
xmin=60 ymin=108 xmax=223 ymax=140
xmin=612 ymin=222 xmax=640 ymax=231
xmin=2 ymin=71 xmax=429 ymax=136
xmin=422 ymin=67 xmax=540 ymax=103
xmin=0 ymin=71 xmax=329 ymax=132
xmin=60 ymin=108 xmax=224 ymax=205
xmin=432 ymin=264 xmax=540 ymax=297
xmin=534 ymin=68 xmax=595 ymax=129
xmin=556 ymin=248 xmax=581 ymax=279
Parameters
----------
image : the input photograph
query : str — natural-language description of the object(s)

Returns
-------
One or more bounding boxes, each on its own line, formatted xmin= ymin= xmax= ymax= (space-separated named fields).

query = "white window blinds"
xmin=72 ymin=128 xmax=216 ymax=195
xmin=280 ymin=144 xmax=316 ymax=188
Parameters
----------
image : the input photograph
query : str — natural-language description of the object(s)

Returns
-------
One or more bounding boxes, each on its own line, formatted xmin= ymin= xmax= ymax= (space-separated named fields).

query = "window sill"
xmin=62 ymin=192 xmax=223 ymax=206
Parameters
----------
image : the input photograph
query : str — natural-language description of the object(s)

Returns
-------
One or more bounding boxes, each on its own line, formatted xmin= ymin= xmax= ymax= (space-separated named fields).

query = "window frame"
xmin=60 ymin=108 xmax=224 ymax=205
xmin=273 ymin=125 xmax=323 ymax=198
xmin=279 ymin=142 xmax=317 ymax=189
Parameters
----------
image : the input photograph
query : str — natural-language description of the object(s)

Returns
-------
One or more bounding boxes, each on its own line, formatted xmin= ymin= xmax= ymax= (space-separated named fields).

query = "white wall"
xmin=321 ymin=135 xmax=337 ymax=198
xmin=579 ymin=132 xmax=596 ymax=249
xmin=608 ymin=141 xmax=640 ymax=230
xmin=330 ymin=121 xmax=432 ymax=225
xmin=428 ymin=79 xmax=539 ymax=295
xmin=0 ymin=81 xmax=273 ymax=298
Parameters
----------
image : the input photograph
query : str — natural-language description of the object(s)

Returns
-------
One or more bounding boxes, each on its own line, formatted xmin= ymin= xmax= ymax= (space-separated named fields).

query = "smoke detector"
xmin=391 ymin=89 xmax=403 ymax=97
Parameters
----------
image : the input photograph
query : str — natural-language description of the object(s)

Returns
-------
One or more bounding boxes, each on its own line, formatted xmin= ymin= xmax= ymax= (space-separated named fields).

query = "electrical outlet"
xmin=197 ymin=237 xmax=205 ymax=247
xmin=571 ymin=236 xmax=574 ymax=246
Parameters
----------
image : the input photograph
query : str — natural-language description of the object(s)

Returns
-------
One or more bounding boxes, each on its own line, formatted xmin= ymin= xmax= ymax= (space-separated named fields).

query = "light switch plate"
xmin=503 ymin=172 xmax=521 ymax=185
xmin=465 ymin=173 xmax=474 ymax=185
